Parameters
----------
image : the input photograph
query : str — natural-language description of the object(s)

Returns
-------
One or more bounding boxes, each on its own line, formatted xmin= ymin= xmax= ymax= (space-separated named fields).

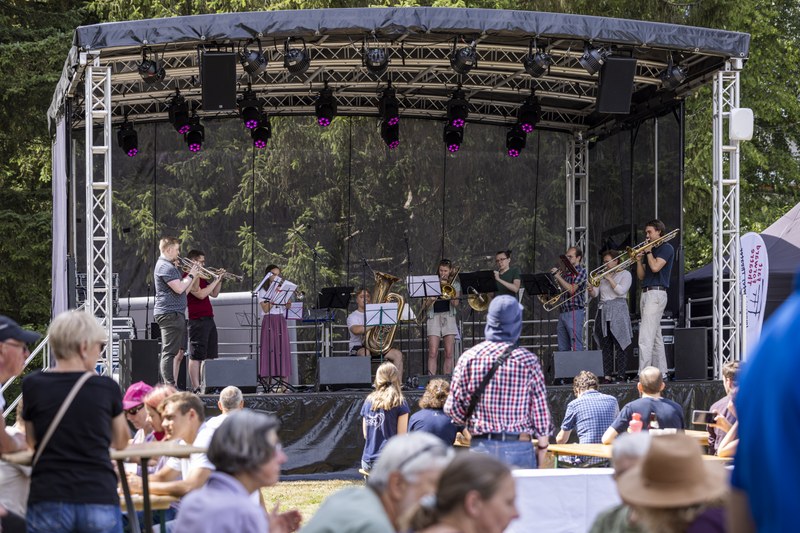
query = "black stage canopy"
xmin=49 ymin=7 xmax=749 ymax=135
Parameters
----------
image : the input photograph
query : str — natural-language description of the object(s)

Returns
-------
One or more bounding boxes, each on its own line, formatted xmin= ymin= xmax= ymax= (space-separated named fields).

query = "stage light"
xmin=168 ymin=93 xmax=191 ymax=134
xmin=522 ymin=40 xmax=552 ymax=78
xmin=315 ymin=87 xmax=337 ymax=127
xmin=506 ymin=125 xmax=527 ymax=158
xmin=238 ymin=90 xmax=262 ymax=130
xmin=284 ymin=37 xmax=310 ymax=76
xmin=381 ymin=121 xmax=399 ymax=149
xmin=446 ymin=89 xmax=469 ymax=128
xmin=379 ymin=88 xmax=400 ymax=126
xmin=443 ymin=123 xmax=463 ymax=153
xmin=185 ymin=116 xmax=204 ymax=152
xmin=364 ymin=47 xmax=389 ymax=76
xmin=251 ymin=115 xmax=272 ymax=149
xmin=578 ymin=44 xmax=607 ymax=75
xmin=117 ymin=121 xmax=138 ymax=157
xmin=138 ymin=49 xmax=165 ymax=84
xmin=517 ymin=95 xmax=541 ymax=134
xmin=660 ymin=56 xmax=687 ymax=90
xmin=450 ymin=39 xmax=478 ymax=75
xmin=239 ymin=39 xmax=268 ymax=76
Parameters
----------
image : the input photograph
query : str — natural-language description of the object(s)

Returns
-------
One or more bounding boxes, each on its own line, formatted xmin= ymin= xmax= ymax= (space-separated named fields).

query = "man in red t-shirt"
xmin=185 ymin=249 xmax=224 ymax=392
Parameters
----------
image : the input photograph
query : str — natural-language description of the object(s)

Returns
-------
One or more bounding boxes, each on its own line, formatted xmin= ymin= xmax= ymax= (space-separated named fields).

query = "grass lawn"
xmin=262 ymin=479 xmax=363 ymax=525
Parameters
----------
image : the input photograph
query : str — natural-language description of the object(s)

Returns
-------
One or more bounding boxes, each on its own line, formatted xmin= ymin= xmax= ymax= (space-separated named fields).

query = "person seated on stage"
xmin=616 ymin=434 xmax=727 ymax=533
xmin=588 ymin=432 xmax=651 ymax=533
xmin=556 ymin=371 xmax=619 ymax=465
xmin=403 ymin=453 xmax=518 ymax=533
xmin=123 ymin=381 xmax=155 ymax=445
xmin=173 ymin=410 xmax=301 ymax=533
xmin=601 ymin=367 xmax=685 ymax=444
xmin=126 ymin=392 xmax=212 ymax=500
xmin=347 ymin=288 xmax=404 ymax=379
xmin=300 ymin=432 xmax=455 ymax=533
xmin=361 ymin=363 xmax=410 ymax=473
xmin=408 ymin=378 xmax=463 ymax=446
xmin=425 ymin=259 xmax=461 ymax=375
xmin=706 ymin=361 xmax=739 ymax=455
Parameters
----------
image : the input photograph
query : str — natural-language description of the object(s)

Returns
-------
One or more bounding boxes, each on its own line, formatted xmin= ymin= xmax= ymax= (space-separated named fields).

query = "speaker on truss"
xmin=318 ymin=357 xmax=372 ymax=390
xmin=597 ymin=57 xmax=638 ymax=114
xmin=201 ymin=52 xmax=237 ymax=111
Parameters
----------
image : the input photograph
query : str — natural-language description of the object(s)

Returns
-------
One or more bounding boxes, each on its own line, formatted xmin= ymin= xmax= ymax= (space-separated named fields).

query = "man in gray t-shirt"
xmin=154 ymin=237 xmax=198 ymax=385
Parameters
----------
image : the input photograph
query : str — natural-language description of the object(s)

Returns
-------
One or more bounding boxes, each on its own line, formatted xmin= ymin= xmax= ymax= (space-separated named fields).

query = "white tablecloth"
xmin=507 ymin=468 xmax=621 ymax=533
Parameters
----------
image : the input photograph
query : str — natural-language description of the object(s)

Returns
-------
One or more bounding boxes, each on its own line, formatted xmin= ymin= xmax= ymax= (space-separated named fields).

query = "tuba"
xmin=364 ymin=272 xmax=406 ymax=355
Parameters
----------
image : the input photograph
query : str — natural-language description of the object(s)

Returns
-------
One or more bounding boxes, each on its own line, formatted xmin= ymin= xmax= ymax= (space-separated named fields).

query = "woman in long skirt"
xmin=258 ymin=264 xmax=292 ymax=387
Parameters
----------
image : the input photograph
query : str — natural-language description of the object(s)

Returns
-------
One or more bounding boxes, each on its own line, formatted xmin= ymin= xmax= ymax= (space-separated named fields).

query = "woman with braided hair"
xmin=360 ymin=362 xmax=410 ymax=472
xmin=409 ymin=379 xmax=463 ymax=446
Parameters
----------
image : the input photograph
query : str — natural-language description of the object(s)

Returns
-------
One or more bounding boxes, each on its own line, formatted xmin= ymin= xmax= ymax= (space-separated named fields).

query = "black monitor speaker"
xmin=318 ymin=357 xmax=372 ymax=389
xmin=201 ymin=52 xmax=237 ymax=111
xmin=201 ymin=358 xmax=258 ymax=393
xmin=673 ymin=327 xmax=708 ymax=380
xmin=597 ymin=57 xmax=637 ymax=114
xmin=553 ymin=350 xmax=604 ymax=380
xmin=119 ymin=339 xmax=161 ymax=389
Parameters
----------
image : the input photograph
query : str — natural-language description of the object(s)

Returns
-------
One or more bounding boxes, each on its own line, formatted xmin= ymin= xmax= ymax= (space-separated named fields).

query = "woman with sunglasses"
xmin=122 ymin=381 xmax=154 ymax=445
xmin=21 ymin=310 xmax=130 ymax=533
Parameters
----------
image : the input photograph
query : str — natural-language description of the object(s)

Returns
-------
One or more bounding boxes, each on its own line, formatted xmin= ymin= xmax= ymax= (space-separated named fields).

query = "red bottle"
xmin=628 ymin=413 xmax=643 ymax=433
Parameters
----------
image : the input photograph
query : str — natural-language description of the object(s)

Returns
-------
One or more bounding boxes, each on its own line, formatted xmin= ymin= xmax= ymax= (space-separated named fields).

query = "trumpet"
xmin=588 ymin=228 xmax=679 ymax=287
xmin=206 ymin=267 xmax=243 ymax=282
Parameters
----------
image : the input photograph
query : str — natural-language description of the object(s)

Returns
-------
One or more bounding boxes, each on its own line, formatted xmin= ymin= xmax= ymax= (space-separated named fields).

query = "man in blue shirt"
xmin=636 ymin=219 xmax=675 ymax=376
xmin=557 ymin=371 xmax=619 ymax=465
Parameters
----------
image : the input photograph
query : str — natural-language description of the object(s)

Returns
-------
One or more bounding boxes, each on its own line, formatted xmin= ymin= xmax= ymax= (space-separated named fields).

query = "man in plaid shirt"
xmin=444 ymin=295 xmax=552 ymax=468
xmin=551 ymin=246 xmax=587 ymax=351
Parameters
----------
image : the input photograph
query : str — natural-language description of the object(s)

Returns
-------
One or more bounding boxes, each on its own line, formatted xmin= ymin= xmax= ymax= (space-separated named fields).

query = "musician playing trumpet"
xmin=588 ymin=250 xmax=633 ymax=383
xmin=636 ymin=219 xmax=675 ymax=377
xmin=184 ymin=249 xmax=224 ymax=393
xmin=424 ymin=259 xmax=461 ymax=375
xmin=551 ymin=247 xmax=587 ymax=351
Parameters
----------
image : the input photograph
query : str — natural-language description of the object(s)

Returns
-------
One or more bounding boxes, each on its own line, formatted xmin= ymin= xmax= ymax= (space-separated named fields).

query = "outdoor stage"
xmin=200 ymin=379 xmax=724 ymax=477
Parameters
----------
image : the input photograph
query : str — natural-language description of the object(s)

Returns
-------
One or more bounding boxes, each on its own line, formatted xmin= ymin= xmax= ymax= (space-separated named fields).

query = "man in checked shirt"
xmin=444 ymin=295 xmax=552 ymax=468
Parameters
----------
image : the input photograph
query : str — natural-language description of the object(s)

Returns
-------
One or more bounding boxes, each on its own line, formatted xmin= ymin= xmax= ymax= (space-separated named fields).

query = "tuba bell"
xmin=364 ymin=272 xmax=406 ymax=355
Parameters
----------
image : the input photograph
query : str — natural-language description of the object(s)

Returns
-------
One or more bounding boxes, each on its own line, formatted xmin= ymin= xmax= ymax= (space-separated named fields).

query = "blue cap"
xmin=484 ymin=295 xmax=523 ymax=343
xmin=0 ymin=315 xmax=42 ymax=344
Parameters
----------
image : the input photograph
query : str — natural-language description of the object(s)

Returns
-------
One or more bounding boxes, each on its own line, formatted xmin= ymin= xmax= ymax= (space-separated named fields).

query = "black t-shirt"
xmin=432 ymin=299 xmax=450 ymax=314
xmin=22 ymin=371 xmax=123 ymax=505
xmin=610 ymin=396 xmax=685 ymax=434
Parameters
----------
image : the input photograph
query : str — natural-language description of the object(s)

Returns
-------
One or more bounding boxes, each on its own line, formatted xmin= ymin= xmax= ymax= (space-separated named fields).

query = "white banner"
xmin=740 ymin=232 xmax=768 ymax=359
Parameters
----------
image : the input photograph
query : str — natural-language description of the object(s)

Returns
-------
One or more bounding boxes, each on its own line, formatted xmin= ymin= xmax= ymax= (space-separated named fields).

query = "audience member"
xmin=445 ymin=295 xmax=551 ymax=468
xmin=0 ymin=402 xmax=31 ymax=528
xmin=706 ymin=361 xmax=738 ymax=455
xmin=617 ymin=433 xmax=727 ymax=533
xmin=174 ymin=410 xmax=301 ymax=533
xmin=408 ymin=378 xmax=462 ymax=446
xmin=728 ymin=270 xmax=800 ymax=533
xmin=143 ymin=384 xmax=178 ymax=443
xmin=22 ymin=310 xmax=129 ymax=533
xmin=0 ymin=315 xmax=41 ymax=453
xmin=361 ymin=362 xmax=410 ymax=472
xmin=602 ymin=366 xmax=684 ymax=444
xmin=123 ymin=381 xmax=154 ymax=444
xmin=556 ymin=370 xmax=619 ymax=465
xmin=301 ymin=432 xmax=455 ymax=533
xmin=404 ymin=453 xmax=518 ymax=533
xmin=588 ymin=432 xmax=651 ymax=533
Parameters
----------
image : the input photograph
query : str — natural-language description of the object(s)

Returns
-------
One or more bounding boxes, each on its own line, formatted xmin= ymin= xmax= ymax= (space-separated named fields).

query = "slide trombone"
xmin=537 ymin=257 xmax=579 ymax=312
xmin=588 ymin=228 xmax=679 ymax=287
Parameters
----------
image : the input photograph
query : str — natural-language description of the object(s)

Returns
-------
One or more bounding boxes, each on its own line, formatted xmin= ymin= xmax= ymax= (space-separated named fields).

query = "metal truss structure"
xmin=83 ymin=53 xmax=114 ymax=375
xmin=712 ymin=60 xmax=744 ymax=377
xmin=566 ymin=136 xmax=589 ymax=259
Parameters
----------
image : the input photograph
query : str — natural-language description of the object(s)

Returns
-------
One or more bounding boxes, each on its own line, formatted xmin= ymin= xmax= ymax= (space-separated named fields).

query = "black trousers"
xmin=594 ymin=316 xmax=631 ymax=379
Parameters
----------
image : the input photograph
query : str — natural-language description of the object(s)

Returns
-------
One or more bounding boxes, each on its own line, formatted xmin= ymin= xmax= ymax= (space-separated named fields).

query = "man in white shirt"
xmin=347 ymin=288 xmax=404 ymax=379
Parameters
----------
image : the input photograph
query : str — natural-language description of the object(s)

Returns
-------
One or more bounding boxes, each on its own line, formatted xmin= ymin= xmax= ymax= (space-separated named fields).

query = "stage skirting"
xmin=201 ymin=380 xmax=724 ymax=476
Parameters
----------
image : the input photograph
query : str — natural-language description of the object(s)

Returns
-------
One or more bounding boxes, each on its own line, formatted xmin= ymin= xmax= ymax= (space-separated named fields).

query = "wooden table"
xmin=685 ymin=429 xmax=710 ymax=446
xmin=113 ymin=442 xmax=206 ymax=533
xmin=547 ymin=443 xmax=732 ymax=468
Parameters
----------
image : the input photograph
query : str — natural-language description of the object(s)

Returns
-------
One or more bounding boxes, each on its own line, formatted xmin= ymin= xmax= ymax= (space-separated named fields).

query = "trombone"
xmin=588 ymin=228 xmax=679 ymax=287
xmin=416 ymin=266 xmax=460 ymax=325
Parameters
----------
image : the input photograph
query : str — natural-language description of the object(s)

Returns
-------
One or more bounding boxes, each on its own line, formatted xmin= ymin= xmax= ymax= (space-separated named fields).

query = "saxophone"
xmin=364 ymin=271 xmax=406 ymax=355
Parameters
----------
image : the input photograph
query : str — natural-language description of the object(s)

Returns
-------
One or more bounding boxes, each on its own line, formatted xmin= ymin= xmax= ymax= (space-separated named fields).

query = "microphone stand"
xmin=144 ymin=283 xmax=151 ymax=339
xmin=403 ymin=231 xmax=412 ymax=382
xmin=292 ymin=228 xmax=322 ymax=361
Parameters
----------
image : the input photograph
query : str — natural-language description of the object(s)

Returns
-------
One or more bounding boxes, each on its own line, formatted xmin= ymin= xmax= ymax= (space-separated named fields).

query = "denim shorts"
xmin=27 ymin=502 xmax=122 ymax=533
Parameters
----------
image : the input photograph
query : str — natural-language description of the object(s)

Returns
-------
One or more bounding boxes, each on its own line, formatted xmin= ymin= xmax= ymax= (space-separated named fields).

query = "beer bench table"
xmin=547 ymin=443 xmax=731 ymax=468
xmin=111 ymin=442 xmax=206 ymax=533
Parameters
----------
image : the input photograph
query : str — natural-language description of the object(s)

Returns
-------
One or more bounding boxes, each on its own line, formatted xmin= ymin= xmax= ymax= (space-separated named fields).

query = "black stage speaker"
xmin=553 ymin=350 xmax=604 ymax=380
xmin=119 ymin=339 xmax=160 ymax=388
xmin=202 ymin=358 xmax=258 ymax=393
xmin=319 ymin=357 xmax=372 ymax=389
xmin=597 ymin=57 xmax=637 ymax=114
xmin=201 ymin=52 xmax=237 ymax=111
xmin=673 ymin=327 xmax=708 ymax=380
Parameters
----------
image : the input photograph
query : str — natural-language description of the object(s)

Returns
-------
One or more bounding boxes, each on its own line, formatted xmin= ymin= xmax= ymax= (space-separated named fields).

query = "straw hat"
xmin=617 ymin=433 xmax=728 ymax=508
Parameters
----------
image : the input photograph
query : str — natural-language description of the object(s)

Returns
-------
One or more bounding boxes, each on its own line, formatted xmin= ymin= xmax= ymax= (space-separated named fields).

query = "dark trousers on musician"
xmin=594 ymin=318 xmax=630 ymax=380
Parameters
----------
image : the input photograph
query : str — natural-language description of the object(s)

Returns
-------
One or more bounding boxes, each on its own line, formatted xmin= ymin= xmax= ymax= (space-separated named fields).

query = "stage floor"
xmin=200 ymin=380 xmax=724 ymax=477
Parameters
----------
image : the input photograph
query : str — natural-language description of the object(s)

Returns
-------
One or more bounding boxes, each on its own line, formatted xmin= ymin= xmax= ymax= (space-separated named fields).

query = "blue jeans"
xmin=27 ymin=502 xmax=122 ymax=533
xmin=557 ymin=308 xmax=585 ymax=351
xmin=470 ymin=439 xmax=537 ymax=469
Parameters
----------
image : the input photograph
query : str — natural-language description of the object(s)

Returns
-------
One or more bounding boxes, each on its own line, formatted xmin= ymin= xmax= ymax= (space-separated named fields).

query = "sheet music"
xmin=254 ymin=271 xmax=276 ymax=295
xmin=406 ymin=275 xmax=442 ymax=298
xmin=285 ymin=302 xmax=303 ymax=321
xmin=261 ymin=275 xmax=284 ymax=302
xmin=272 ymin=280 xmax=297 ymax=306
xmin=365 ymin=302 xmax=399 ymax=326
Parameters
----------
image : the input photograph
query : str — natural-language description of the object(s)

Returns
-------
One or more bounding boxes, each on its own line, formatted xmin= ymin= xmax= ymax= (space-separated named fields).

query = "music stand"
xmin=317 ymin=287 xmax=353 ymax=310
xmin=521 ymin=273 xmax=561 ymax=298
xmin=366 ymin=302 xmax=398 ymax=356
xmin=406 ymin=275 xmax=442 ymax=299
xmin=458 ymin=270 xmax=496 ymax=296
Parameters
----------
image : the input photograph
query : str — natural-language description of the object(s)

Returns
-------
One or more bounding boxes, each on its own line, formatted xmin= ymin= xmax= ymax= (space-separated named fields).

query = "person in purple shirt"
xmin=173 ymin=410 xmax=301 ymax=533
